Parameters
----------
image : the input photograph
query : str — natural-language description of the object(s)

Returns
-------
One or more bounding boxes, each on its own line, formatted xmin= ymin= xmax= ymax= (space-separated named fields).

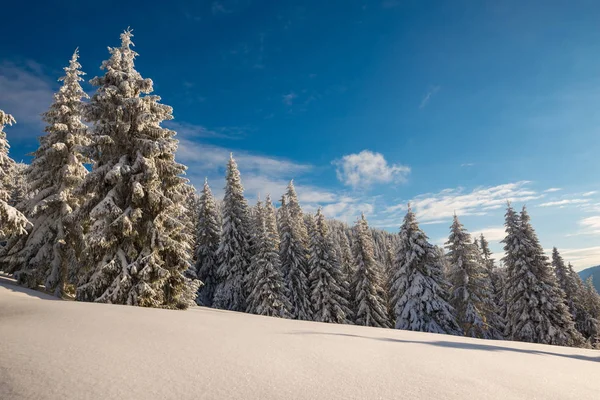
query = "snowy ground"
xmin=1 ymin=278 xmax=598 ymax=400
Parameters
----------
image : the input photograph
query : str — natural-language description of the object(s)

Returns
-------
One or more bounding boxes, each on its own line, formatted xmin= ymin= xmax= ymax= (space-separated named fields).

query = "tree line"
xmin=0 ymin=30 xmax=598 ymax=349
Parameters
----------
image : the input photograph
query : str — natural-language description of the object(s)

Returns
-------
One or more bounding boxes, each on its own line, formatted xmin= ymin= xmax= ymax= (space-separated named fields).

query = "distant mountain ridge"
xmin=578 ymin=265 xmax=600 ymax=293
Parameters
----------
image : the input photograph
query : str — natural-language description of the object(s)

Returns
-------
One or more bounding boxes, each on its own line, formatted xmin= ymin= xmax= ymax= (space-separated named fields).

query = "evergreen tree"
xmin=446 ymin=215 xmax=502 ymax=339
xmin=278 ymin=195 xmax=311 ymax=320
xmin=0 ymin=110 xmax=30 ymax=241
xmin=390 ymin=206 xmax=462 ymax=335
xmin=264 ymin=194 xmax=279 ymax=249
xmin=479 ymin=234 xmax=506 ymax=335
xmin=9 ymin=162 xmax=31 ymax=208
xmin=502 ymin=204 xmax=582 ymax=346
xmin=285 ymin=180 xmax=308 ymax=245
xmin=307 ymin=209 xmax=351 ymax=324
xmin=351 ymin=213 xmax=390 ymax=328
xmin=551 ymin=248 xmax=585 ymax=325
xmin=75 ymin=30 xmax=197 ymax=309
xmin=213 ymin=154 xmax=252 ymax=311
xmin=194 ymin=178 xmax=221 ymax=307
xmin=10 ymin=50 xmax=90 ymax=296
xmin=245 ymin=198 xmax=290 ymax=317
xmin=580 ymin=277 xmax=600 ymax=348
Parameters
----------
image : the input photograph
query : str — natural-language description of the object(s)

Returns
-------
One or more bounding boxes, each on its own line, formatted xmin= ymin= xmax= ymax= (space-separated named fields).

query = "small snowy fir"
xmin=278 ymin=194 xmax=311 ymax=320
xmin=445 ymin=215 xmax=502 ymax=339
xmin=245 ymin=198 xmax=290 ymax=317
xmin=11 ymin=50 xmax=90 ymax=296
xmin=194 ymin=178 xmax=221 ymax=307
xmin=307 ymin=209 xmax=352 ymax=324
xmin=213 ymin=154 xmax=252 ymax=311
xmin=75 ymin=30 xmax=198 ymax=309
xmin=0 ymin=110 xmax=30 ymax=241
xmin=350 ymin=213 xmax=390 ymax=328
xmin=390 ymin=205 xmax=462 ymax=335
xmin=502 ymin=204 xmax=583 ymax=346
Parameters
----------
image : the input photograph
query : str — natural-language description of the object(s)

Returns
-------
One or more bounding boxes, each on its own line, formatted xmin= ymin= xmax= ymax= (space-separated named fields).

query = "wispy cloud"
xmin=471 ymin=226 xmax=506 ymax=242
xmin=545 ymin=246 xmax=600 ymax=271
xmin=419 ymin=85 xmax=440 ymax=109
xmin=461 ymin=163 xmax=475 ymax=167
xmin=0 ymin=60 xmax=54 ymax=132
xmin=582 ymin=191 xmax=598 ymax=197
xmin=212 ymin=1 xmax=232 ymax=14
xmin=385 ymin=181 xmax=542 ymax=222
xmin=333 ymin=150 xmax=410 ymax=189
xmin=166 ymin=121 xmax=248 ymax=140
xmin=381 ymin=0 xmax=402 ymax=8
xmin=282 ymin=92 xmax=297 ymax=105
xmin=538 ymin=199 xmax=589 ymax=207
xmin=544 ymin=187 xmax=562 ymax=193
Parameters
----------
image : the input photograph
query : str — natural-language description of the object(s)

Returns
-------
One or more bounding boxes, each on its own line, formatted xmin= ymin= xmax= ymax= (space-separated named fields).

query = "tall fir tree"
xmin=264 ymin=194 xmax=279 ymax=249
xmin=245 ymin=198 xmax=290 ymax=317
xmin=580 ymin=277 xmax=600 ymax=348
xmin=278 ymin=195 xmax=311 ymax=320
xmin=479 ymin=234 xmax=506 ymax=334
xmin=10 ymin=50 xmax=90 ymax=296
xmin=194 ymin=178 xmax=221 ymax=307
xmin=502 ymin=204 xmax=583 ymax=346
xmin=75 ymin=30 xmax=198 ymax=309
xmin=213 ymin=154 xmax=252 ymax=311
xmin=307 ymin=209 xmax=352 ymax=324
xmin=446 ymin=215 xmax=502 ymax=339
xmin=351 ymin=213 xmax=390 ymax=328
xmin=0 ymin=110 xmax=30 ymax=241
xmin=551 ymin=248 xmax=585 ymax=326
xmin=390 ymin=206 xmax=462 ymax=335
xmin=285 ymin=180 xmax=308 ymax=246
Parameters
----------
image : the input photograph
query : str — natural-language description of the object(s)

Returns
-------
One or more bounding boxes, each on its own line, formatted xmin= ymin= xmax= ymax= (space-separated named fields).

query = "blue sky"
xmin=1 ymin=0 xmax=600 ymax=269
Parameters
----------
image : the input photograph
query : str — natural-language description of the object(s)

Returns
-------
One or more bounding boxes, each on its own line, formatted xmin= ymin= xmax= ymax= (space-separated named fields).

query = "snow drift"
xmin=0 ymin=279 xmax=598 ymax=400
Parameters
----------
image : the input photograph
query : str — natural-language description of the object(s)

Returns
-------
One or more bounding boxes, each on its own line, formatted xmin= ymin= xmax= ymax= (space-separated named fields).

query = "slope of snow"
xmin=0 ymin=279 xmax=598 ymax=400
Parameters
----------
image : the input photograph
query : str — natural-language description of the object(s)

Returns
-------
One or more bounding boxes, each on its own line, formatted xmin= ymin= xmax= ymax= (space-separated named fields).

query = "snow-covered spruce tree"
xmin=350 ymin=213 xmax=390 ymax=328
xmin=194 ymin=178 xmax=221 ymax=307
xmin=479 ymin=234 xmax=506 ymax=334
xmin=264 ymin=194 xmax=279 ymax=249
xmin=9 ymin=50 xmax=90 ymax=296
xmin=212 ymin=154 xmax=252 ymax=311
xmin=390 ymin=206 xmax=462 ymax=335
xmin=75 ymin=30 xmax=198 ymax=309
xmin=551 ymin=248 xmax=586 ymax=326
xmin=307 ymin=209 xmax=351 ymax=324
xmin=278 ymin=195 xmax=311 ymax=320
xmin=445 ymin=215 xmax=502 ymax=339
xmin=9 ymin=162 xmax=31 ymax=208
xmin=580 ymin=277 xmax=600 ymax=348
xmin=285 ymin=180 xmax=309 ymax=246
xmin=245 ymin=198 xmax=290 ymax=317
xmin=0 ymin=110 xmax=30 ymax=241
xmin=502 ymin=205 xmax=583 ymax=346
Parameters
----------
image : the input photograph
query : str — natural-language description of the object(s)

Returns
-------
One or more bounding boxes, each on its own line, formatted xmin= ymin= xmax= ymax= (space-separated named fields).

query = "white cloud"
xmin=333 ymin=150 xmax=410 ymax=189
xmin=582 ymin=191 xmax=598 ymax=197
xmin=166 ymin=121 xmax=247 ymax=140
xmin=386 ymin=181 xmax=541 ymax=222
xmin=545 ymin=247 xmax=600 ymax=271
xmin=580 ymin=216 xmax=600 ymax=229
xmin=544 ymin=188 xmax=562 ymax=193
xmin=470 ymin=227 xmax=506 ymax=242
xmin=282 ymin=92 xmax=297 ymax=105
xmin=0 ymin=60 xmax=54 ymax=132
xmin=177 ymin=138 xmax=312 ymax=179
xmin=419 ymin=85 xmax=440 ymax=109
xmin=538 ymin=199 xmax=589 ymax=207
xmin=461 ymin=163 xmax=474 ymax=167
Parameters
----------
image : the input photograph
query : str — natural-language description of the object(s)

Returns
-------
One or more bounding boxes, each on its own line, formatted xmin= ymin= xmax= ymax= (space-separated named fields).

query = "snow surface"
xmin=1 ymin=278 xmax=598 ymax=400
